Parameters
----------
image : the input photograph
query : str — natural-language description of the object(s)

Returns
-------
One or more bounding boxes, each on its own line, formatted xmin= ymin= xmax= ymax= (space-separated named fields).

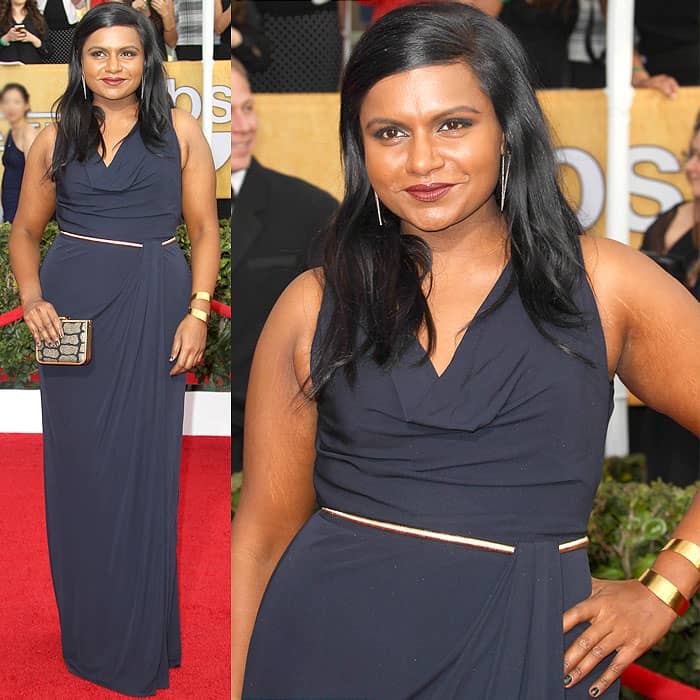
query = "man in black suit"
xmin=231 ymin=58 xmax=337 ymax=473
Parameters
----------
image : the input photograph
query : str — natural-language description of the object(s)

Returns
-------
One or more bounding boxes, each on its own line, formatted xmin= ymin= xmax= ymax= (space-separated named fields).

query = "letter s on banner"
xmin=628 ymin=146 xmax=684 ymax=234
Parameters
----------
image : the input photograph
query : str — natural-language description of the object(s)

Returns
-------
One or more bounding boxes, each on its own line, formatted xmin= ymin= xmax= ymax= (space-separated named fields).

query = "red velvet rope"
xmin=0 ymin=306 xmax=23 ymax=327
xmin=622 ymin=663 xmax=699 ymax=699
xmin=0 ymin=301 xmax=231 ymax=328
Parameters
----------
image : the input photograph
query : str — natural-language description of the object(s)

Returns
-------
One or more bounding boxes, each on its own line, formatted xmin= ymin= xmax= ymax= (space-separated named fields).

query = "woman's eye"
xmin=438 ymin=119 xmax=472 ymax=132
xmin=122 ymin=51 xmax=137 ymax=57
xmin=90 ymin=50 xmax=105 ymax=57
xmin=374 ymin=126 xmax=405 ymax=140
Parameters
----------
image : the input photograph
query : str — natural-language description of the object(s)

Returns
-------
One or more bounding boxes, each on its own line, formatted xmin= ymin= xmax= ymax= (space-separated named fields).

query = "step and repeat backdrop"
xmin=251 ymin=87 xmax=700 ymax=248
xmin=0 ymin=61 xmax=231 ymax=200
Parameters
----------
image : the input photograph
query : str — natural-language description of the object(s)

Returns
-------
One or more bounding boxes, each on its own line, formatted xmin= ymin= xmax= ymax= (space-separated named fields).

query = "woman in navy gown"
xmin=232 ymin=4 xmax=700 ymax=700
xmin=1 ymin=82 xmax=37 ymax=223
xmin=9 ymin=4 xmax=220 ymax=696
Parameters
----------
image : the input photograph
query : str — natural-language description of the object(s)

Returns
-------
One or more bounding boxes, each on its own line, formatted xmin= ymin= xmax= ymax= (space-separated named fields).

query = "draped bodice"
xmin=54 ymin=117 xmax=182 ymax=242
xmin=312 ymin=253 xmax=613 ymax=544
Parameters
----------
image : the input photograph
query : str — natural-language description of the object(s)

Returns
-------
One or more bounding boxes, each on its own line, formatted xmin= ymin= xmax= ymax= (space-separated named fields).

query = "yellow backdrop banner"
xmin=252 ymin=87 xmax=700 ymax=247
xmin=0 ymin=61 xmax=231 ymax=200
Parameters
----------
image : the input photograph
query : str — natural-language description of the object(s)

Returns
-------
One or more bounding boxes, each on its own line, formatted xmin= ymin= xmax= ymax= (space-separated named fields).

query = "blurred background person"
xmin=230 ymin=0 xmax=269 ymax=71
xmin=172 ymin=0 xmax=227 ymax=60
xmin=637 ymin=111 xmax=700 ymax=487
xmin=130 ymin=0 xmax=177 ymax=60
xmin=37 ymin=0 xmax=83 ymax=63
xmin=567 ymin=0 xmax=605 ymax=88
xmin=231 ymin=58 xmax=337 ymax=472
xmin=213 ymin=0 xmax=229 ymax=60
xmin=494 ymin=0 xmax=578 ymax=88
xmin=565 ymin=0 xmax=696 ymax=95
xmin=633 ymin=0 xmax=700 ymax=88
xmin=642 ymin=114 xmax=700 ymax=299
xmin=0 ymin=0 xmax=51 ymax=63
xmin=248 ymin=0 xmax=343 ymax=93
xmin=0 ymin=82 xmax=37 ymax=223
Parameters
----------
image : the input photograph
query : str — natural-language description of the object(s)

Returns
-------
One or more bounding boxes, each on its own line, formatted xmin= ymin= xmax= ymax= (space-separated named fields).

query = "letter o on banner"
xmin=556 ymin=147 xmax=605 ymax=231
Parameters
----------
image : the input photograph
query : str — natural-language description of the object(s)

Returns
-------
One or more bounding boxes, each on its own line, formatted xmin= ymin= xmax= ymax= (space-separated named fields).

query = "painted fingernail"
xmin=168 ymin=356 xmax=175 ymax=361
xmin=591 ymin=688 xmax=600 ymax=697
xmin=564 ymin=675 xmax=573 ymax=686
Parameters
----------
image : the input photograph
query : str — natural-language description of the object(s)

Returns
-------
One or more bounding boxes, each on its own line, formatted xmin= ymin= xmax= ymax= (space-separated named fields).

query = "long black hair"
xmin=310 ymin=2 xmax=587 ymax=397
xmin=51 ymin=3 xmax=173 ymax=180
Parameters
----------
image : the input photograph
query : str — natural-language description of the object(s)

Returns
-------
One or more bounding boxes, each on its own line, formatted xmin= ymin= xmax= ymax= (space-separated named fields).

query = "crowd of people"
xmin=0 ymin=0 xmax=231 ymax=63
xmin=231 ymin=0 xmax=699 ymax=94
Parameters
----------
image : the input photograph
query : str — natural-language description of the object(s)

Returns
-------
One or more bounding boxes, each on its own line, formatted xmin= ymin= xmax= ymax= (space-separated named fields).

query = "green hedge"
xmin=0 ymin=220 xmax=230 ymax=389
xmin=591 ymin=462 xmax=699 ymax=695
xmin=231 ymin=460 xmax=699 ymax=692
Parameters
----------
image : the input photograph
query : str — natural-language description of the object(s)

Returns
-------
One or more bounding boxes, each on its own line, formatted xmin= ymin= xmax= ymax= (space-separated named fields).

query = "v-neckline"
xmin=414 ymin=259 xmax=512 ymax=380
xmin=98 ymin=122 xmax=138 ymax=169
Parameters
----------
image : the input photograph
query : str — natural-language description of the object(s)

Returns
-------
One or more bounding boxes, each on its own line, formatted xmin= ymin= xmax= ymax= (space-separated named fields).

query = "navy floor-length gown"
xmin=38 ymin=117 xmax=190 ymax=697
xmin=243 ymin=255 xmax=621 ymax=699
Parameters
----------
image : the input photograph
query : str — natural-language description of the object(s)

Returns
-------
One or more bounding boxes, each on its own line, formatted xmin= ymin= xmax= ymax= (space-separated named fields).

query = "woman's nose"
xmin=106 ymin=54 xmax=121 ymax=72
xmin=405 ymin=133 xmax=443 ymax=175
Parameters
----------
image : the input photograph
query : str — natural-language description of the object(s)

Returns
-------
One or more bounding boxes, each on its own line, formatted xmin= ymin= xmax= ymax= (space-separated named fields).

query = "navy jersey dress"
xmin=243 ymin=253 xmax=620 ymax=699
xmin=1 ymin=130 xmax=25 ymax=223
xmin=37 ymin=117 xmax=191 ymax=696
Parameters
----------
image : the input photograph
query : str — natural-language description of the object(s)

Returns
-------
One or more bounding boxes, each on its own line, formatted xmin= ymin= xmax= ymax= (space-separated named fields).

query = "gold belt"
xmin=61 ymin=230 xmax=177 ymax=248
xmin=321 ymin=507 xmax=589 ymax=555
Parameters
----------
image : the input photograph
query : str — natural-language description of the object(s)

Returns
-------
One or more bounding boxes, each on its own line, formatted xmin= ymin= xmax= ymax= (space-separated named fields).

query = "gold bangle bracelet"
xmin=190 ymin=291 xmax=211 ymax=303
xmin=638 ymin=569 xmax=690 ymax=616
xmin=661 ymin=538 xmax=700 ymax=571
xmin=188 ymin=308 xmax=209 ymax=324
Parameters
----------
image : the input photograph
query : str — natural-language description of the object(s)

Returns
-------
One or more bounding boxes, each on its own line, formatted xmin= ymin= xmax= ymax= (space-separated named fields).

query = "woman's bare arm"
xmin=170 ymin=107 xmax=221 ymax=375
xmin=214 ymin=0 xmax=231 ymax=35
xmin=231 ymin=270 xmax=322 ymax=698
xmin=8 ymin=125 xmax=62 ymax=345
xmin=562 ymin=236 xmax=700 ymax=695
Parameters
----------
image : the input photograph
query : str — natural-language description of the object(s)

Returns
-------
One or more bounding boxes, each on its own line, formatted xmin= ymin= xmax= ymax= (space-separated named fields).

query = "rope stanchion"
xmin=622 ymin=663 xmax=699 ymax=700
xmin=0 ymin=301 xmax=231 ymax=329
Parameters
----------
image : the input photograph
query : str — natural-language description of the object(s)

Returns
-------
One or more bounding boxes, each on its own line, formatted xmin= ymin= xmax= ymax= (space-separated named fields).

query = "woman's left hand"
xmin=19 ymin=29 xmax=40 ymax=47
xmin=562 ymin=577 xmax=678 ymax=696
xmin=169 ymin=314 xmax=207 ymax=376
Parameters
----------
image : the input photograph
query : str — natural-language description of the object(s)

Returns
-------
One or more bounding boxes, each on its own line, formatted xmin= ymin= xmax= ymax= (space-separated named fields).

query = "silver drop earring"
xmin=374 ymin=190 xmax=384 ymax=227
xmin=500 ymin=152 xmax=511 ymax=213
xmin=81 ymin=72 xmax=87 ymax=100
xmin=141 ymin=79 xmax=145 ymax=101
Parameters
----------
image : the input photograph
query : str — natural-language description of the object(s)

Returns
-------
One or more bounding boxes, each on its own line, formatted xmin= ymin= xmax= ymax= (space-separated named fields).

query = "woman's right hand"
xmin=23 ymin=298 xmax=63 ymax=347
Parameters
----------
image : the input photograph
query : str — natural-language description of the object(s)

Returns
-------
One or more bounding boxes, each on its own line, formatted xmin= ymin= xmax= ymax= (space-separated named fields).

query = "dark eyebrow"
xmin=86 ymin=45 xmax=141 ymax=52
xmin=364 ymin=105 xmax=481 ymax=130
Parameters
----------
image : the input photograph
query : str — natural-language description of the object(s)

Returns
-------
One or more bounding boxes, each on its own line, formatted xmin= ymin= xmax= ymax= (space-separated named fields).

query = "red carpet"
xmin=0 ymin=434 xmax=230 ymax=699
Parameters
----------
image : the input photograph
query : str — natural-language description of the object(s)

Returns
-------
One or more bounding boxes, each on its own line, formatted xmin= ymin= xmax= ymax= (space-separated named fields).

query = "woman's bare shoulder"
xmin=579 ymin=233 xmax=700 ymax=377
xmin=579 ymin=233 xmax=667 ymax=292
xmin=26 ymin=124 xmax=57 ymax=168
xmin=250 ymin=267 xmax=325 ymax=395
xmin=271 ymin=267 xmax=325 ymax=341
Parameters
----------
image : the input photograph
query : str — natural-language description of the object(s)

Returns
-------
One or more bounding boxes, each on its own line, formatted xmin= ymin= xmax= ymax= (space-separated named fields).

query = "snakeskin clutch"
xmin=35 ymin=318 xmax=92 ymax=366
